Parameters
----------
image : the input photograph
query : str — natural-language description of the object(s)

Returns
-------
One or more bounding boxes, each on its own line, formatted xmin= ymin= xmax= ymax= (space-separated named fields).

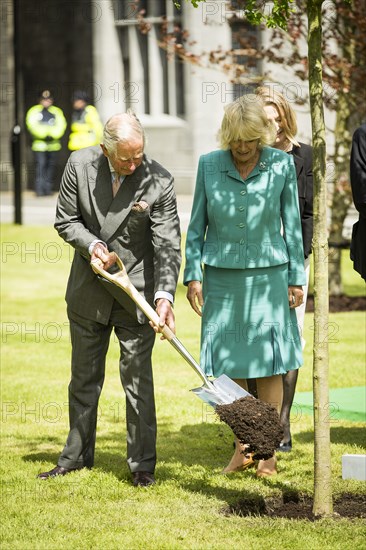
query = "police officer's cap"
xmin=40 ymin=90 xmax=53 ymax=100
xmin=72 ymin=90 xmax=89 ymax=103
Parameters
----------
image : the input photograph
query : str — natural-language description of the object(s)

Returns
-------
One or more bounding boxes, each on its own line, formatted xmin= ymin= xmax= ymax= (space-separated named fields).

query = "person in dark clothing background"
xmin=350 ymin=123 xmax=366 ymax=281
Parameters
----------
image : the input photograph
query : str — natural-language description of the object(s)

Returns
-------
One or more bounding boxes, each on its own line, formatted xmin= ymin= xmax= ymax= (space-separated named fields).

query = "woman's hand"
xmin=186 ymin=280 xmax=204 ymax=316
xmin=288 ymin=285 xmax=304 ymax=308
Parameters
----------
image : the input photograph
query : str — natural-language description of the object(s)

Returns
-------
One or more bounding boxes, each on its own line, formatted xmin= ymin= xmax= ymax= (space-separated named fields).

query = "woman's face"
xmin=264 ymin=104 xmax=287 ymax=149
xmin=230 ymin=139 xmax=259 ymax=165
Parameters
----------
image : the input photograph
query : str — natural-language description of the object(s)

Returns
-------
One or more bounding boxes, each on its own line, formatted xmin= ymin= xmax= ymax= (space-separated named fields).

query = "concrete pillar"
xmin=183 ymin=2 xmax=232 ymax=171
xmin=92 ymin=0 xmax=125 ymax=124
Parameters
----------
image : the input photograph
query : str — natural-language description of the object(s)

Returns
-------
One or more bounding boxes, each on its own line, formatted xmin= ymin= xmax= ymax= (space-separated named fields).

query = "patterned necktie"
xmin=112 ymin=174 xmax=121 ymax=197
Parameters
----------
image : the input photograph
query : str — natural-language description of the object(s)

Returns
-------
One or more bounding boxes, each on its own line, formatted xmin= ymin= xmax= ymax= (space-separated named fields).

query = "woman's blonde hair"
xmin=255 ymin=86 xmax=300 ymax=147
xmin=218 ymin=94 xmax=276 ymax=150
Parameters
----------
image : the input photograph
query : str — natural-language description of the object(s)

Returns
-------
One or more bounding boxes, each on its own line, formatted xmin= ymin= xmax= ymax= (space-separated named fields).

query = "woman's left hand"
xmin=288 ymin=285 xmax=304 ymax=308
xmin=186 ymin=281 xmax=203 ymax=316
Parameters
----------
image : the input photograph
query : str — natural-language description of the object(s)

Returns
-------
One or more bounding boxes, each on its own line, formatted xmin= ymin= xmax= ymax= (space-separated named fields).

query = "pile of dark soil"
xmin=307 ymin=294 xmax=366 ymax=313
xmin=221 ymin=492 xmax=366 ymax=520
xmin=215 ymin=396 xmax=283 ymax=460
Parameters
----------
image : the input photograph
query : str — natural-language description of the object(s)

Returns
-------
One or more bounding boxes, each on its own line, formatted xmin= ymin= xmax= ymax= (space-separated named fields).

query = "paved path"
xmin=0 ymin=191 xmax=193 ymax=233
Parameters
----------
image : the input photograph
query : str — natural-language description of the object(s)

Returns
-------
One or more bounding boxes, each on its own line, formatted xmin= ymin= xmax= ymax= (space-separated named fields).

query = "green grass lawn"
xmin=1 ymin=224 xmax=365 ymax=550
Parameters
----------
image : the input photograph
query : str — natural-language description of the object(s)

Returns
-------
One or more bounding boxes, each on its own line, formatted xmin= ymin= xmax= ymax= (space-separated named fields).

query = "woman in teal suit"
xmin=184 ymin=95 xmax=306 ymax=476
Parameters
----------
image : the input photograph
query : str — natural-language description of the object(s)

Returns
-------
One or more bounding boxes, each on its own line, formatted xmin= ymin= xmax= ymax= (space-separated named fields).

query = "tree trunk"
xmin=307 ymin=0 xmax=333 ymax=517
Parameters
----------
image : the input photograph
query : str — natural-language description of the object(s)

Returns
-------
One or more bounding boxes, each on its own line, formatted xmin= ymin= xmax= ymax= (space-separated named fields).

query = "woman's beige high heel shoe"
xmin=222 ymin=440 xmax=257 ymax=473
xmin=256 ymin=455 xmax=277 ymax=477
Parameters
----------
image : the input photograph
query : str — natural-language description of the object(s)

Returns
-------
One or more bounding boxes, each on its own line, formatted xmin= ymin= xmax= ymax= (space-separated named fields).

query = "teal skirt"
xmin=201 ymin=264 xmax=303 ymax=379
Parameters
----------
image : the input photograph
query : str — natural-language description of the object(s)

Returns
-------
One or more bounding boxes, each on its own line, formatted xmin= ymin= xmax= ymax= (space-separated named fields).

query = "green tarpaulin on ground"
xmin=294 ymin=386 xmax=366 ymax=422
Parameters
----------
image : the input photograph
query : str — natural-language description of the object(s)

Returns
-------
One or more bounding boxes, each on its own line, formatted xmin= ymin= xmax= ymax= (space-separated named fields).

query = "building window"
xmin=114 ymin=0 xmax=185 ymax=117
xmin=229 ymin=13 xmax=259 ymax=99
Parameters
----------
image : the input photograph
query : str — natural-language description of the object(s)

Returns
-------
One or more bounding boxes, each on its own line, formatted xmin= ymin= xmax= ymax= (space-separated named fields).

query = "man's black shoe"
xmin=37 ymin=465 xmax=83 ymax=479
xmin=132 ymin=471 xmax=155 ymax=487
xmin=277 ymin=438 xmax=292 ymax=452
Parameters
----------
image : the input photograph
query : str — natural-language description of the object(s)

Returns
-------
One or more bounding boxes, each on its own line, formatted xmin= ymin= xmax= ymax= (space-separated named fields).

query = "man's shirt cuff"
xmin=154 ymin=291 xmax=174 ymax=305
xmin=88 ymin=239 xmax=107 ymax=256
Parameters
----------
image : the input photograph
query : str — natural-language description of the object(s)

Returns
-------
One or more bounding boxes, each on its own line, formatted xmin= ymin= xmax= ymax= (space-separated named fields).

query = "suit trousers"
xmin=58 ymin=304 xmax=157 ymax=474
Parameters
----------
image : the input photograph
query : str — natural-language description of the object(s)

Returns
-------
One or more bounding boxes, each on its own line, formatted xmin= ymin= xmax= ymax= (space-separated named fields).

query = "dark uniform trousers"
xmin=57 ymin=300 xmax=156 ymax=474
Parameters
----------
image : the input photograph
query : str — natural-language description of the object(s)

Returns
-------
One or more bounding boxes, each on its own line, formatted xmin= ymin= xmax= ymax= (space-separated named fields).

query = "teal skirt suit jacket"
xmin=184 ymin=147 xmax=306 ymax=379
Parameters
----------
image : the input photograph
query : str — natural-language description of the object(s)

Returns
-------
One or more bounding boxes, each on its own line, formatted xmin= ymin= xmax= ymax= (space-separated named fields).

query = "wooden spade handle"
xmin=90 ymin=256 xmax=211 ymax=387
xmin=90 ymin=257 xmax=176 ymax=341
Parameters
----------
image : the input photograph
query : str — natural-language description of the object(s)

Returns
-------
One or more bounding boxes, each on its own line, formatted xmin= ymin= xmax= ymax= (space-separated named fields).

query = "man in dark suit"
xmin=350 ymin=123 xmax=366 ymax=281
xmin=37 ymin=111 xmax=181 ymax=487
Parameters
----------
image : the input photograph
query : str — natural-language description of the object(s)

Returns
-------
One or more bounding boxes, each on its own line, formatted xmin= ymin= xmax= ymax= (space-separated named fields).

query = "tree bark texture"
xmin=307 ymin=0 xmax=333 ymax=518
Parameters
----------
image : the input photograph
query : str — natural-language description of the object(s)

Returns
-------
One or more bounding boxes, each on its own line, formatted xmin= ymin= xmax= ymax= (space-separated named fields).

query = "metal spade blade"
xmin=191 ymin=375 xmax=250 ymax=407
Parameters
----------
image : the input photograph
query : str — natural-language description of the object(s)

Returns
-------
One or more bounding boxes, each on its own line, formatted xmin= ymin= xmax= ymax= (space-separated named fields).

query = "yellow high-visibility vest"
xmin=68 ymin=105 xmax=103 ymax=151
xmin=26 ymin=105 xmax=67 ymax=152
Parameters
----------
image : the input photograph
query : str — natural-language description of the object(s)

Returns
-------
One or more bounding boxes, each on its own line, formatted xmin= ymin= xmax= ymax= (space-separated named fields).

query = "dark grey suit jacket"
xmin=55 ymin=146 xmax=181 ymax=324
xmin=290 ymin=143 xmax=313 ymax=259
xmin=350 ymin=123 xmax=366 ymax=280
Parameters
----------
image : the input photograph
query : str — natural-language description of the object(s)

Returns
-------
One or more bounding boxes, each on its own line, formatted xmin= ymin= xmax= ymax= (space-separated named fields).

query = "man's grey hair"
xmin=102 ymin=109 xmax=146 ymax=156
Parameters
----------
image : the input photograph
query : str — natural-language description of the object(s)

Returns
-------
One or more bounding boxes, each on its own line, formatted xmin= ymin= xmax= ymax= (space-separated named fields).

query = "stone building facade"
xmin=1 ymin=0 xmax=323 ymax=195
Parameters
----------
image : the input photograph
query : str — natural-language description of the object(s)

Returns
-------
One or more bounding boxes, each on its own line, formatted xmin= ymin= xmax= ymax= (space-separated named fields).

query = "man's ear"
xmin=100 ymin=144 xmax=108 ymax=157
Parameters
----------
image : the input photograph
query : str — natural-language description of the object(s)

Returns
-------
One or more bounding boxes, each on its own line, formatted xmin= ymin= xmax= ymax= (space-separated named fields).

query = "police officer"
xmin=68 ymin=90 xmax=103 ymax=151
xmin=26 ymin=90 xmax=67 ymax=196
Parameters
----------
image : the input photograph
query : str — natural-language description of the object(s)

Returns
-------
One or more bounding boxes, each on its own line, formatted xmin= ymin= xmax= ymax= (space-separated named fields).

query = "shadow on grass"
xmin=22 ymin=434 xmax=131 ymax=481
xmin=20 ymin=421 xmax=365 ymax=505
xmin=20 ymin=421 xmax=285 ymax=504
xmin=21 ymin=421 xmax=236 ymax=491
xmin=295 ymin=425 xmax=366 ymax=446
